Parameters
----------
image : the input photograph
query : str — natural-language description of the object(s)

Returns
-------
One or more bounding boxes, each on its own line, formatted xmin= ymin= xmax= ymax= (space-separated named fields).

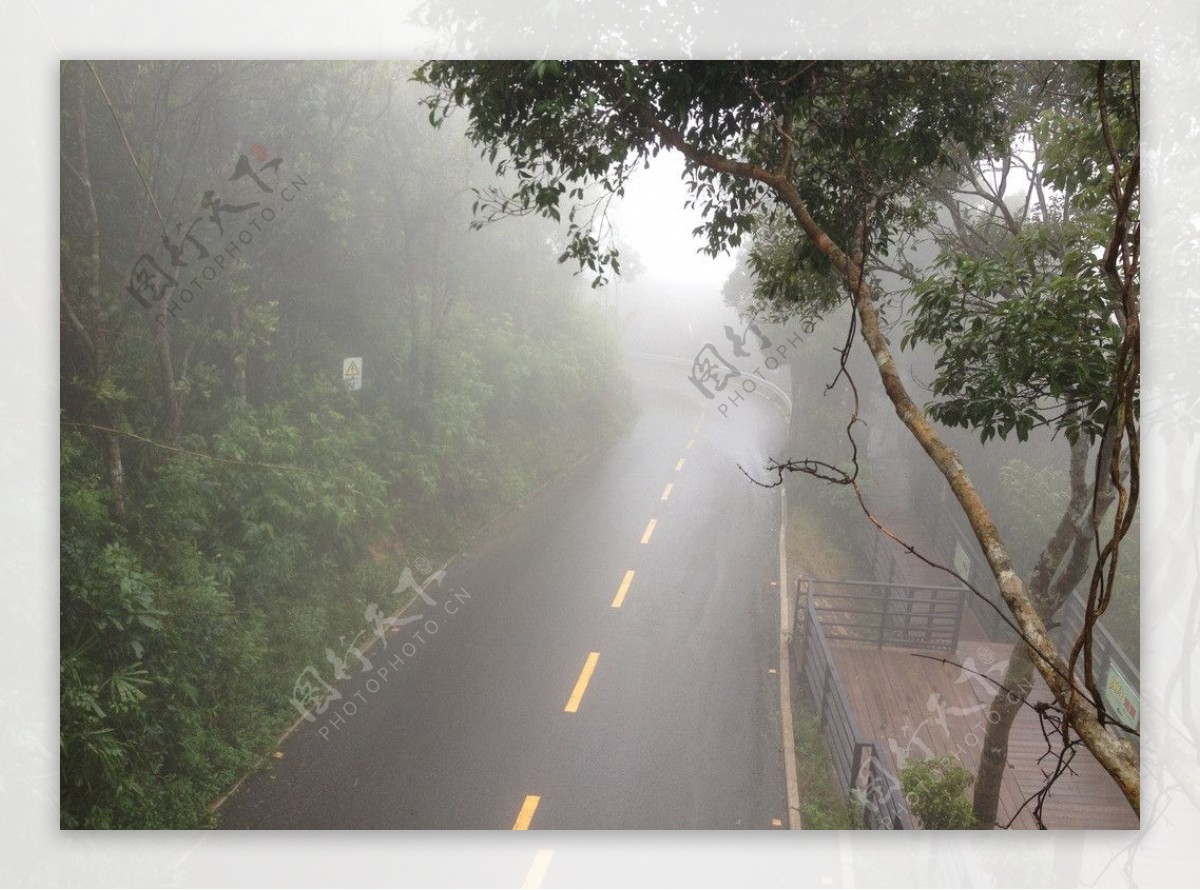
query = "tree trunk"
xmin=794 ymin=194 xmax=1140 ymax=814
xmin=231 ymin=302 xmax=248 ymax=408
xmin=794 ymin=192 xmax=1136 ymax=815
xmin=628 ymin=94 xmax=1140 ymax=816
xmin=973 ymin=646 xmax=1037 ymax=827
xmin=972 ymin=428 xmax=1119 ymax=826
xmin=146 ymin=312 xmax=183 ymax=440
xmin=68 ymin=63 xmax=125 ymax=518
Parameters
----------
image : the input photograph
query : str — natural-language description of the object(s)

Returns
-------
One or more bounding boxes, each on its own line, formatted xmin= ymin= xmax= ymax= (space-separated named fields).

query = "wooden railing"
xmin=805 ymin=578 xmax=965 ymax=652
xmin=794 ymin=579 xmax=913 ymax=830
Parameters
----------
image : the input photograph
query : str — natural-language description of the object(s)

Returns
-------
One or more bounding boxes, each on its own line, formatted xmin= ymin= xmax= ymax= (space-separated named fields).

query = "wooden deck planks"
xmin=827 ymin=639 xmax=1138 ymax=830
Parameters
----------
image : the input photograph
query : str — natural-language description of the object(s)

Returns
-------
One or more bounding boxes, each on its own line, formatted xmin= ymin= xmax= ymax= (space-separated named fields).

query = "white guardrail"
xmin=625 ymin=349 xmax=793 ymax=416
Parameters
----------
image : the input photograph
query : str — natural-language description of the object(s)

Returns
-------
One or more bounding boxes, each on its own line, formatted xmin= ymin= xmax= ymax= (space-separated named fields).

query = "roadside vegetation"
xmin=791 ymin=694 xmax=853 ymax=830
xmin=60 ymin=62 xmax=635 ymax=828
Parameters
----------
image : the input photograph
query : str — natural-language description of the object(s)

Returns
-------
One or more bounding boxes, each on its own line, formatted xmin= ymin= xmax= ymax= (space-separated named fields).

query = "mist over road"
xmin=218 ymin=354 xmax=791 ymax=829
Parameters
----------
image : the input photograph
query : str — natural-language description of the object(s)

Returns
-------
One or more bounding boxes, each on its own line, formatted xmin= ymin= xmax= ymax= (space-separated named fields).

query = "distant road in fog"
xmin=218 ymin=354 xmax=792 ymax=830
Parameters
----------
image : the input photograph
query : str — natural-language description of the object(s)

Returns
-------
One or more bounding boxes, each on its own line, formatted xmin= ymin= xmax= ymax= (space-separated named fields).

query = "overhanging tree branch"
xmin=420 ymin=59 xmax=1141 ymax=815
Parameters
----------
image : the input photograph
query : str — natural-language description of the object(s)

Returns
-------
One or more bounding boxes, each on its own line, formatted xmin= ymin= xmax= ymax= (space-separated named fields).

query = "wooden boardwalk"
xmin=828 ymin=635 xmax=1138 ymax=829
xmin=812 ymin=434 xmax=1139 ymax=829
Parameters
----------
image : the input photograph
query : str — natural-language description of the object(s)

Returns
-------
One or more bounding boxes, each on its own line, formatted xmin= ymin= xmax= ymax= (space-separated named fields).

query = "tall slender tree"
xmin=417 ymin=59 xmax=1141 ymax=813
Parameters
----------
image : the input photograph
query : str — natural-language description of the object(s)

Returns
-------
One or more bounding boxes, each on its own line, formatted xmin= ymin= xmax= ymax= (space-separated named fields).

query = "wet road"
xmin=218 ymin=354 xmax=791 ymax=830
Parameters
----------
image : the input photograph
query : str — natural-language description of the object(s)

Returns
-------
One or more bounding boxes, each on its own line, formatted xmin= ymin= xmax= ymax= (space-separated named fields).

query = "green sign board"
xmin=1103 ymin=662 xmax=1140 ymax=730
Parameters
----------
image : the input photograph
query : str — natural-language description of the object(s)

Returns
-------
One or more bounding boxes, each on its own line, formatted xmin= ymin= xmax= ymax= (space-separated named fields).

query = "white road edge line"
xmin=778 ymin=480 xmax=803 ymax=830
xmin=628 ymin=349 xmax=805 ymax=832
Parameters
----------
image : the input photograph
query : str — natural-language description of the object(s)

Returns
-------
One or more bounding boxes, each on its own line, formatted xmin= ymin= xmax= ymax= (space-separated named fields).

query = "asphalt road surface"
xmin=218 ymin=353 xmax=791 ymax=830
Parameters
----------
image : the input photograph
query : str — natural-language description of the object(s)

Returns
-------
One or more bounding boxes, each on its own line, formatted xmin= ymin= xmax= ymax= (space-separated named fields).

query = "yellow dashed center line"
xmin=661 ymin=482 xmax=674 ymax=501
xmin=640 ymin=518 xmax=657 ymax=544
xmin=611 ymin=570 xmax=635 ymax=608
xmin=513 ymin=794 xmax=540 ymax=830
xmin=564 ymin=652 xmax=600 ymax=713
xmin=686 ymin=438 xmax=695 ymax=449
xmin=675 ymin=458 xmax=686 ymax=471
xmin=522 ymin=849 xmax=554 ymax=888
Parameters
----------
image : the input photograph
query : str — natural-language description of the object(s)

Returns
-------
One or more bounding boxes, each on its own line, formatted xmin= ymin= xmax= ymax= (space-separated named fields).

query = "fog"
xmin=51 ymin=59 xmax=1145 ymax=875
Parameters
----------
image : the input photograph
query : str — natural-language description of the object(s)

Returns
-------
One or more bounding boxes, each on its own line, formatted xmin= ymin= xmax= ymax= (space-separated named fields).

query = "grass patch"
xmin=792 ymin=686 xmax=852 ymax=830
xmin=784 ymin=475 xmax=866 ymax=830
xmin=785 ymin=479 xmax=871 ymax=582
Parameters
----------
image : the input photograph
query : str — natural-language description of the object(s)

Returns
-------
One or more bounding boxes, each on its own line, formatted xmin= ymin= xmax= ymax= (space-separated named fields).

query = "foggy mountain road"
xmin=216 ymin=355 xmax=791 ymax=830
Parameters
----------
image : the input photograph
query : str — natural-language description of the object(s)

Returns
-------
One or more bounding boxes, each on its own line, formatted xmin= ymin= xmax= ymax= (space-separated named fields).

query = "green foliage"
xmin=994 ymin=459 xmax=1139 ymax=661
xmin=899 ymin=755 xmax=977 ymax=830
xmin=791 ymin=703 xmax=852 ymax=830
xmin=417 ymin=61 xmax=1010 ymax=286
xmin=413 ymin=58 xmax=1143 ymax=824
xmin=62 ymin=291 xmax=629 ymax=828
xmin=1037 ymin=62 xmax=1139 ymax=216
xmin=995 ymin=459 xmax=1071 ymax=576
xmin=727 ymin=210 xmax=844 ymax=328
xmin=904 ymin=221 xmax=1119 ymax=444
xmin=60 ymin=62 xmax=637 ymax=828
xmin=901 ymin=61 xmax=1138 ymax=446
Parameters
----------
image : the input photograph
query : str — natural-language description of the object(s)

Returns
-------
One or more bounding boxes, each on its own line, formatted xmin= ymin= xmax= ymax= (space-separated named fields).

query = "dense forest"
xmin=60 ymin=61 xmax=634 ymax=828
xmin=60 ymin=59 xmax=1141 ymax=831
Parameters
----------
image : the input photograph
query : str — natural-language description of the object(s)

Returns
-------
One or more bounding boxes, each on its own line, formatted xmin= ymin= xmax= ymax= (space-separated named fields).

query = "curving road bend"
xmin=217 ymin=353 xmax=791 ymax=830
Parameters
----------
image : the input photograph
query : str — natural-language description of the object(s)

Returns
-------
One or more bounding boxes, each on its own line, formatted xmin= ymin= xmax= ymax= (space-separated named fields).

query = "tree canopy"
xmin=418 ymin=61 xmax=1010 ymax=280
xmin=59 ymin=61 xmax=634 ymax=827
xmin=418 ymin=59 xmax=1141 ymax=815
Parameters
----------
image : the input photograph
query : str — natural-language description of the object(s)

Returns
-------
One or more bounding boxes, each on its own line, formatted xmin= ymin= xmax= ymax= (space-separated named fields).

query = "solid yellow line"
xmin=522 ymin=849 xmax=554 ymax=889
xmin=564 ymin=652 xmax=600 ymax=713
xmin=661 ymin=482 xmax=673 ymax=501
xmin=675 ymin=458 xmax=685 ymax=471
xmin=640 ymin=518 xmax=657 ymax=544
xmin=513 ymin=794 xmax=540 ymax=830
xmin=686 ymin=438 xmax=695 ymax=449
xmin=611 ymin=570 xmax=635 ymax=608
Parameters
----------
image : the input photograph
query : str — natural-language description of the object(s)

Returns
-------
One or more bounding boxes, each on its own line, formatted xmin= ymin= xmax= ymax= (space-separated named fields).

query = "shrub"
xmin=899 ymin=755 xmax=976 ymax=829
